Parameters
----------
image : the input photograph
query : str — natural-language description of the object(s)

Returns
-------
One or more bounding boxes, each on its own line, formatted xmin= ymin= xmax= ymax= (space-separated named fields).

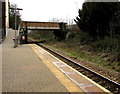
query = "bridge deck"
xmin=20 ymin=21 xmax=67 ymax=30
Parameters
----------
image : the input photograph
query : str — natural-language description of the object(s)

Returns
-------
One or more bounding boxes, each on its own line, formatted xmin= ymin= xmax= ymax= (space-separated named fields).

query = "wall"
xmin=0 ymin=1 xmax=2 ymax=42
xmin=2 ymin=1 xmax=6 ymax=39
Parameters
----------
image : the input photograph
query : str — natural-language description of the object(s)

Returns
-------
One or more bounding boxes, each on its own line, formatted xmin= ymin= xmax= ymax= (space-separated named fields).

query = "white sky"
xmin=9 ymin=0 xmax=85 ymax=23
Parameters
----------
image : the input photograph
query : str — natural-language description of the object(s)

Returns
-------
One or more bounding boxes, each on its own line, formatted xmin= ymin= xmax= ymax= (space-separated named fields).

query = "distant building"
xmin=0 ymin=0 xmax=9 ymax=42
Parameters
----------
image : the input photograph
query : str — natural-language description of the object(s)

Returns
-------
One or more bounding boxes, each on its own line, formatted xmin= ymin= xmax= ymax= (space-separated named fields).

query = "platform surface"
xmin=2 ymin=29 xmax=73 ymax=92
xmin=2 ymin=29 xmax=109 ymax=93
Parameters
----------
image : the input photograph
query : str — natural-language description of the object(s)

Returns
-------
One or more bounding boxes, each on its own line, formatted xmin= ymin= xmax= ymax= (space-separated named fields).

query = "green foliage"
xmin=65 ymin=25 xmax=120 ymax=63
xmin=78 ymin=32 xmax=93 ymax=45
xmin=75 ymin=2 xmax=120 ymax=38
xmin=28 ymin=30 xmax=55 ymax=41
xmin=53 ymin=30 xmax=68 ymax=41
xmin=45 ymin=38 xmax=120 ymax=72
xmin=89 ymin=37 xmax=119 ymax=53
xmin=73 ymin=2 xmax=120 ymax=65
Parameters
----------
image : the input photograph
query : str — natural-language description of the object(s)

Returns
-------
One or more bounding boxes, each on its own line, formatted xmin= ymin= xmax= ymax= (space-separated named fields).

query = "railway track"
xmin=36 ymin=43 xmax=120 ymax=94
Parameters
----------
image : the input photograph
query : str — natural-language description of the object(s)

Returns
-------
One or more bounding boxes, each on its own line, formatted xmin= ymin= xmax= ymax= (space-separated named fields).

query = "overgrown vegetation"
xmin=28 ymin=30 xmax=55 ymax=41
xmin=74 ymin=2 xmax=120 ymax=66
xmin=53 ymin=30 xmax=68 ymax=41
xmin=44 ymin=29 xmax=120 ymax=72
xmin=28 ymin=2 xmax=120 ymax=73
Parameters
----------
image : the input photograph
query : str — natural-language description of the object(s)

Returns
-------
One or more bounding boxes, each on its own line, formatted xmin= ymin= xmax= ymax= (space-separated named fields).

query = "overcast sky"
xmin=9 ymin=0 xmax=85 ymax=23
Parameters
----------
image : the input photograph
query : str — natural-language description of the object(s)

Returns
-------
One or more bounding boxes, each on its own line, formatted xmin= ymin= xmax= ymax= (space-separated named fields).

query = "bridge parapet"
xmin=20 ymin=21 xmax=67 ymax=30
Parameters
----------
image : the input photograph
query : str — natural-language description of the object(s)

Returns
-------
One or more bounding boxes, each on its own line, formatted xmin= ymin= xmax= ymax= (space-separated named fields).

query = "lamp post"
xmin=10 ymin=6 xmax=22 ymax=48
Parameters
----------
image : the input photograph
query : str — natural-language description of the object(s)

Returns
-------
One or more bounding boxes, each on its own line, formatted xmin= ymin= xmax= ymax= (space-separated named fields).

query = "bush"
xmin=90 ymin=37 xmax=119 ymax=53
xmin=28 ymin=30 xmax=55 ymax=41
xmin=53 ymin=30 xmax=68 ymax=41
xmin=79 ymin=32 xmax=93 ymax=45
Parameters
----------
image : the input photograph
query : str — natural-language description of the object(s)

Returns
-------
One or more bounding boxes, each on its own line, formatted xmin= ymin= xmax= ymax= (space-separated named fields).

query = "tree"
xmin=49 ymin=18 xmax=60 ymax=22
xmin=75 ymin=2 xmax=120 ymax=39
xmin=9 ymin=4 xmax=21 ymax=30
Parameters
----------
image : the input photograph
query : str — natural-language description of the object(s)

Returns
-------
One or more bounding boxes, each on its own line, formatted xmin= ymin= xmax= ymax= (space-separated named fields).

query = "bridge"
xmin=20 ymin=21 xmax=67 ymax=30
xmin=19 ymin=21 xmax=67 ymax=43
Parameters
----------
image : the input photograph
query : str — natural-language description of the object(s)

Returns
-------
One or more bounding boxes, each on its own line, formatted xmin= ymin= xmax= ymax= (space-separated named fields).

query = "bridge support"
xmin=24 ymin=27 xmax=28 ymax=43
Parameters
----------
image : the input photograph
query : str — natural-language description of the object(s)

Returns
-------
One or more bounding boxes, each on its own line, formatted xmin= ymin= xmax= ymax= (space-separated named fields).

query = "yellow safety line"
xmin=29 ymin=44 xmax=84 ymax=93
xmin=32 ymin=44 xmax=111 ymax=93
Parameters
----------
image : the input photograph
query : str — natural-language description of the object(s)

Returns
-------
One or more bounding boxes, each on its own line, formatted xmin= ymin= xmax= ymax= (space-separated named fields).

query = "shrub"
xmin=90 ymin=37 xmax=119 ymax=53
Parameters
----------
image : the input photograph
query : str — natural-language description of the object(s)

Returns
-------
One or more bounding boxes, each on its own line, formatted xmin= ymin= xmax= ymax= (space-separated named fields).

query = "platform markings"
xmin=36 ymin=45 xmax=111 ymax=93
xmin=30 ymin=44 xmax=110 ymax=93
xmin=52 ymin=61 xmax=76 ymax=74
xmin=29 ymin=44 xmax=84 ymax=93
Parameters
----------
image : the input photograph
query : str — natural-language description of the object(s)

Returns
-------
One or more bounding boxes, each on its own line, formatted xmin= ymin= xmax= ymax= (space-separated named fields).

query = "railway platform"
xmin=2 ymin=29 xmax=110 ymax=93
xmin=2 ymin=29 xmax=82 ymax=93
